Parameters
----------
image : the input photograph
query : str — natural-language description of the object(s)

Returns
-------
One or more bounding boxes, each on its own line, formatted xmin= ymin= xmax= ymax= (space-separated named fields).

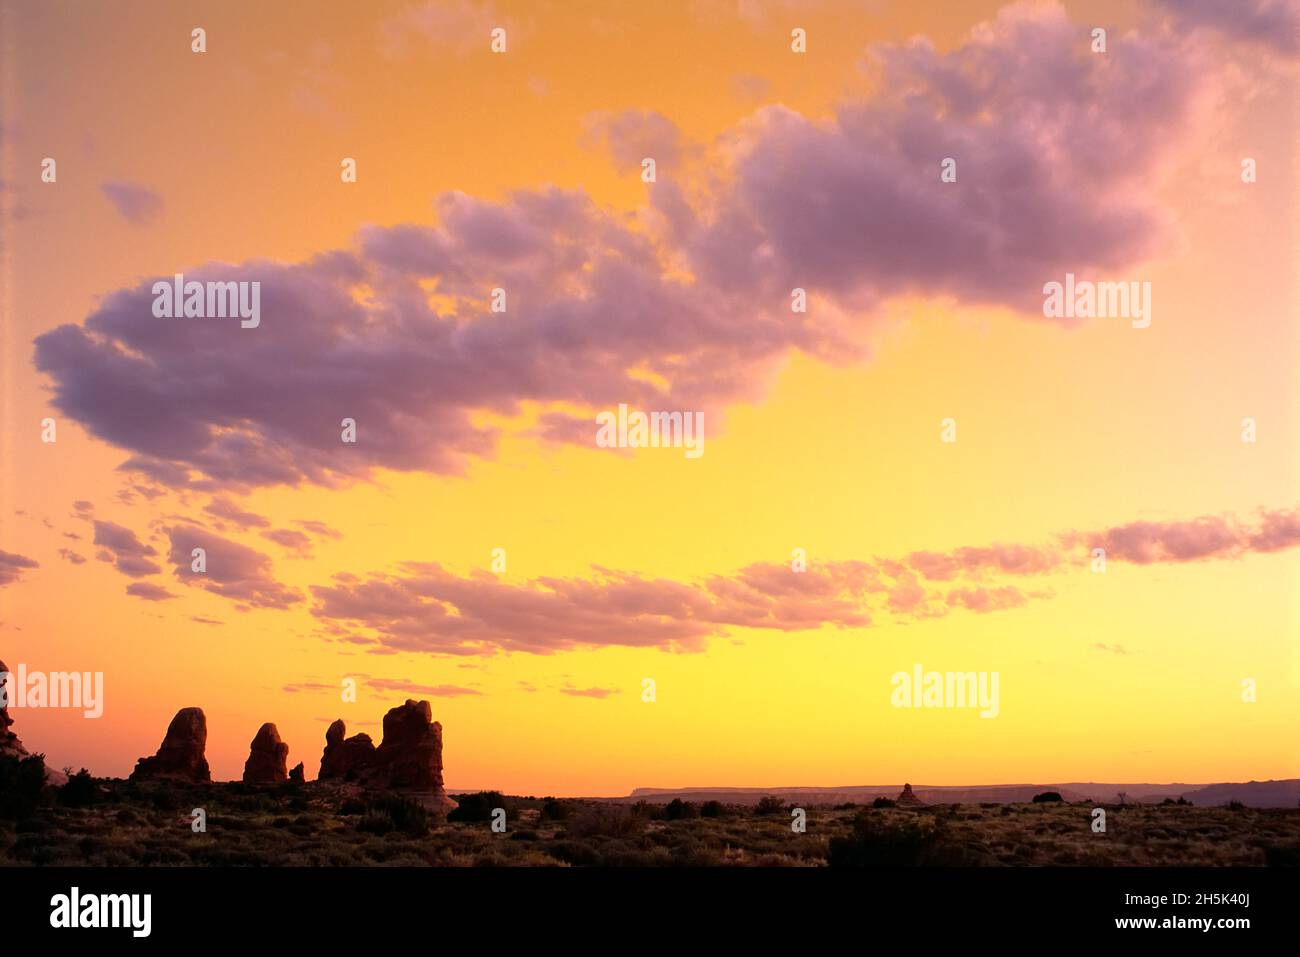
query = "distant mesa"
xmin=896 ymin=782 xmax=925 ymax=806
xmin=243 ymin=722 xmax=290 ymax=785
xmin=319 ymin=699 xmax=455 ymax=810
xmin=0 ymin=658 xmax=68 ymax=788
xmin=129 ymin=707 xmax=211 ymax=783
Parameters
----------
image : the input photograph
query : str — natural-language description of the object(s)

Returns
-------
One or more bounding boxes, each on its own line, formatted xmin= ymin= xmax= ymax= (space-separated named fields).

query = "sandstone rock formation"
xmin=130 ymin=707 xmax=211 ymax=782
xmin=318 ymin=700 xmax=454 ymax=809
xmin=0 ymin=659 xmax=16 ymax=749
xmin=318 ymin=719 xmax=376 ymax=781
xmin=373 ymin=699 xmax=446 ymax=790
xmin=289 ymin=762 xmax=305 ymax=784
xmin=896 ymin=782 xmax=924 ymax=806
xmin=0 ymin=659 xmax=69 ymax=787
xmin=242 ymin=722 xmax=289 ymax=784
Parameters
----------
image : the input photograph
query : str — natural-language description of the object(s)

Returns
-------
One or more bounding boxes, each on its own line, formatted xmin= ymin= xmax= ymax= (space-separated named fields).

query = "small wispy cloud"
xmin=100 ymin=181 xmax=163 ymax=225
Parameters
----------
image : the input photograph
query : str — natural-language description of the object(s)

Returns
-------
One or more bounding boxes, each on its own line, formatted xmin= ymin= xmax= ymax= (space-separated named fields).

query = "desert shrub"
xmin=92 ymin=848 xmax=137 ymax=866
xmin=1226 ymin=801 xmax=1246 ymax=811
xmin=212 ymin=815 xmax=257 ymax=832
xmin=339 ymin=797 xmax=367 ymax=815
xmin=700 ymin=800 xmax=725 ymax=818
xmin=447 ymin=791 xmax=507 ymax=823
xmin=1032 ymin=792 xmax=1063 ymax=804
xmin=540 ymin=798 xmax=571 ymax=822
xmin=872 ymin=797 xmax=896 ymax=809
xmin=563 ymin=805 xmax=645 ymax=839
xmin=828 ymin=812 xmax=978 ymax=867
xmin=834 ymin=802 xmax=857 ymax=810
xmin=599 ymin=841 xmax=668 ymax=867
xmin=0 ymin=752 xmax=47 ymax=818
xmin=14 ymin=815 xmax=50 ymax=833
xmin=631 ymin=800 xmax=664 ymax=820
xmin=664 ymin=798 xmax=697 ymax=820
xmin=357 ymin=812 xmax=393 ymax=835
xmin=146 ymin=788 xmax=182 ymax=811
xmin=11 ymin=833 xmax=81 ymax=865
xmin=668 ymin=838 xmax=726 ymax=866
xmin=135 ymin=842 xmax=193 ymax=866
xmin=1262 ymin=842 xmax=1300 ymax=867
xmin=1160 ymin=797 xmax=1192 ymax=806
xmin=753 ymin=795 xmax=786 ymax=816
xmin=58 ymin=769 xmax=99 ymax=808
xmin=548 ymin=839 xmax=603 ymax=866
xmin=359 ymin=793 xmax=430 ymax=837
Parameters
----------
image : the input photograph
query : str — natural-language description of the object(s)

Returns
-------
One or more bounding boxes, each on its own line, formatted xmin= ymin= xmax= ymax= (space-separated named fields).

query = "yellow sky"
xmin=1 ymin=0 xmax=1296 ymax=793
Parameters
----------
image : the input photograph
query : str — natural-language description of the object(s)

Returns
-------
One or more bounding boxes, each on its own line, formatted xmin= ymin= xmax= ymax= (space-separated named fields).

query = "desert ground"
xmin=3 ymin=773 xmax=1298 ymax=867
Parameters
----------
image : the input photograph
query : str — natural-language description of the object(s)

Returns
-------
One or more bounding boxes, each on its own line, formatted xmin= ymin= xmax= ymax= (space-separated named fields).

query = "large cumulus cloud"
xmin=670 ymin=3 xmax=1203 ymax=312
xmin=33 ymin=4 xmax=1228 ymax=490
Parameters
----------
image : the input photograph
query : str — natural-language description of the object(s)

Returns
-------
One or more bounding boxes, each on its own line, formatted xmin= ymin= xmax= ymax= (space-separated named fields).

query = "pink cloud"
xmin=0 ymin=550 xmax=38 ymax=587
xmin=100 ymin=181 xmax=163 ymax=225
xmin=32 ymin=3 xmax=1225 ymax=492
xmin=308 ymin=504 xmax=1300 ymax=655
xmin=166 ymin=525 xmax=300 ymax=610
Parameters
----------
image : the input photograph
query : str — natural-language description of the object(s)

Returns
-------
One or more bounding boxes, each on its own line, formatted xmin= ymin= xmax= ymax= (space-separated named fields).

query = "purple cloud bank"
xmin=1156 ymin=0 xmax=1299 ymax=58
xmin=309 ymin=505 xmax=1300 ymax=655
xmin=33 ymin=4 xmax=1222 ymax=491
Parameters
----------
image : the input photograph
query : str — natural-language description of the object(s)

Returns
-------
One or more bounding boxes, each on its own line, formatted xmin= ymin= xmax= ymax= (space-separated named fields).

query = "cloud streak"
xmin=92 ymin=520 xmax=161 ymax=578
xmin=100 ymin=181 xmax=163 ymax=225
xmin=0 ymin=550 xmax=38 ymax=587
xmin=308 ymin=505 xmax=1300 ymax=656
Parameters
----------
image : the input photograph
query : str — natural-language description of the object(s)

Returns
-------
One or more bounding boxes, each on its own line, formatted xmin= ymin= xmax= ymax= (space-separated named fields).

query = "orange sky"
xmin=1 ymin=0 xmax=1297 ymax=794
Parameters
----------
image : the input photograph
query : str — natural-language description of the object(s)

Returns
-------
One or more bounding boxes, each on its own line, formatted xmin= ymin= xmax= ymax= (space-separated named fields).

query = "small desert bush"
xmin=448 ymin=791 xmax=508 ymax=823
xmin=828 ymin=812 xmax=979 ymax=867
xmin=1032 ymin=792 xmax=1063 ymax=804
xmin=58 ymin=769 xmax=100 ymax=808
xmin=540 ymin=798 xmax=571 ymax=821
xmin=563 ymin=805 xmax=646 ymax=839
xmin=631 ymin=800 xmax=664 ymax=820
xmin=357 ymin=793 xmax=431 ymax=837
xmin=0 ymin=752 xmax=47 ymax=818
xmin=753 ymin=795 xmax=786 ymax=816
xmin=1262 ymin=842 xmax=1300 ymax=867
xmin=664 ymin=798 xmax=697 ymax=820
